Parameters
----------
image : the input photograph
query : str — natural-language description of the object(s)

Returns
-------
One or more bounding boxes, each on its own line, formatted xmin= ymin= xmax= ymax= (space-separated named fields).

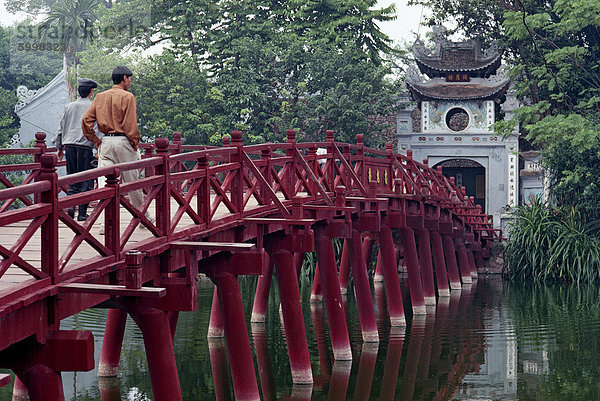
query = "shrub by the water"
xmin=504 ymin=198 xmax=600 ymax=283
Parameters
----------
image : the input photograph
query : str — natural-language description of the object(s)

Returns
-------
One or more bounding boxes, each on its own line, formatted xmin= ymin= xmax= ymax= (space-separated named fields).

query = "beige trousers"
xmin=97 ymin=136 xmax=144 ymax=210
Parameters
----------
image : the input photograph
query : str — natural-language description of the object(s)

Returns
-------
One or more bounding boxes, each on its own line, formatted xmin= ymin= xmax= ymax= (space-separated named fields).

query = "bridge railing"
xmin=0 ymin=129 xmax=502 ymax=306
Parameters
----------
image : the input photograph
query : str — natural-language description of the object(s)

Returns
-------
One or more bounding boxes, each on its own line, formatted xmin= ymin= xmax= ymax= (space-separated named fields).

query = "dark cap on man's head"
xmin=77 ymin=78 xmax=97 ymax=88
xmin=112 ymin=66 xmax=133 ymax=76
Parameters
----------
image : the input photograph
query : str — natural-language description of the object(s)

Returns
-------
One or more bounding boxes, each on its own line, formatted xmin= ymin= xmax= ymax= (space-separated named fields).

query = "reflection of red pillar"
xmin=455 ymin=242 xmax=473 ymax=284
xmin=99 ymin=377 xmax=121 ymax=401
xmin=214 ymin=272 xmax=260 ymax=400
xmin=398 ymin=315 xmax=425 ymax=400
xmin=208 ymin=287 xmax=224 ymax=337
xmin=338 ymin=239 xmax=351 ymax=294
xmin=399 ymin=228 xmax=426 ymax=315
xmin=467 ymin=248 xmax=478 ymax=279
xmin=273 ymin=248 xmax=313 ymax=383
xmin=379 ymin=326 xmax=405 ymax=400
xmin=379 ymin=225 xmax=406 ymax=326
xmin=311 ymin=262 xmax=323 ymax=302
xmin=353 ymin=342 xmax=378 ymax=400
xmin=208 ymin=338 xmax=232 ymax=401
xmin=417 ymin=229 xmax=436 ymax=305
xmin=289 ymin=384 xmax=313 ymax=401
xmin=348 ymin=229 xmax=379 ymax=342
xmin=326 ymin=361 xmax=352 ymax=401
xmin=310 ymin=303 xmax=331 ymax=378
xmin=251 ymin=255 xmax=274 ymax=323
xmin=99 ymin=308 xmax=127 ymax=377
xmin=130 ymin=308 xmax=182 ymax=401
xmin=251 ymin=324 xmax=276 ymax=401
xmin=12 ymin=375 xmax=29 ymax=401
xmin=430 ymin=231 xmax=450 ymax=297
xmin=18 ymin=365 xmax=64 ymax=401
xmin=442 ymin=234 xmax=462 ymax=290
xmin=315 ymin=232 xmax=352 ymax=360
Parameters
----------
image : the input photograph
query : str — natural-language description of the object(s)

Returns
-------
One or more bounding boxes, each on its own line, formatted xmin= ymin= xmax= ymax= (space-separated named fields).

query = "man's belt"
xmin=104 ymin=133 xmax=126 ymax=137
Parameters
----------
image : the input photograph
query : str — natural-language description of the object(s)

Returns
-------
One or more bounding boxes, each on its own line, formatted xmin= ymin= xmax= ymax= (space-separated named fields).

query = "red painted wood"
xmin=379 ymin=225 xmax=406 ymax=326
xmin=348 ymin=229 xmax=378 ymax=342
xmin=314 ymin=230 xmax=352 ymax=361
xmin=273 ymin=247 xmax=313 ymax=384
xmin=416 ymin=228 xmax=436 ymax=305
xmin=400 ymin=227 xmax=426 ymax=315
xmin=251 ymin=253 xmax=274 ymax=323
xmin=98 ymin=309 xmax=127 ymax=377
xmin=430 ymin=230 xmax=451 ymax=297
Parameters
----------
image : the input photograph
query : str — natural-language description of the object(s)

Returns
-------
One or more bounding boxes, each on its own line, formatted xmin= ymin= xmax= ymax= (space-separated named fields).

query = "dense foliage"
xmin=1 ymin=0 xmax=402 ymax=147
xmin=505 ymin=198 xmax=600 ymax=283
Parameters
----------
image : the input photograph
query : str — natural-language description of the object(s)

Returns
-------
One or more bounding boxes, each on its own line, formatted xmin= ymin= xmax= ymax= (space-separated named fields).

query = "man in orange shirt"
xmin=82 ymin=66 xmax=152 ymax=234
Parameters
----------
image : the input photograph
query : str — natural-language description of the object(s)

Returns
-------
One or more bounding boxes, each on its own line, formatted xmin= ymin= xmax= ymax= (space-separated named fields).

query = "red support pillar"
xmin=467 ymin=247 xmax=478 ymax=279
xmin=11 ymin=375 xmax=29 ymax=401
xmin=430 ymin=231 xmax=450 ymax=297
xmin=399 ymin=228 xmax=426 ymax=315
xmin=416 ymin=229 xmax=436 ymax=305
xmin=310 ymin=262 xmax=323 ymax=302
xmin=314 ymin=230 xmax=352 ymax=360
xmin=338 ymin=239 xmax=351 ymax=294
xmin=129 ymin=308 xmax=182 ymax=401
xmin=208 ymin=287 xmax=224 ymax=338
xmin=442 ymin=234 xmax=462 ymax=290
xmin=373 ymin=242 xmax=383 ymax=282
xmin=272 ymin=248 xmax=313 ymax=383
xmin=251 ymin=254 xmax=274 ymax=323
xmin=455 ymin=242 xmax=473 ymax=284
xmin=214 ymin=272 xmax=260 ymax=400
xmin=378 ymin=225 xmax=406 ymax=326
xmin=348 ymin=229 xmax=379 ymax=342
xmin=18 ymin=364 xmax=64 ymax=401
xmin=98 ymin=308 xmax=127 ymax=377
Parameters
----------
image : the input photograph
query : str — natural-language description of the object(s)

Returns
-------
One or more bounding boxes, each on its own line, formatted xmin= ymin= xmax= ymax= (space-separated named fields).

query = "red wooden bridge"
xmin=0 ymin=130 xmax=501 ymax=400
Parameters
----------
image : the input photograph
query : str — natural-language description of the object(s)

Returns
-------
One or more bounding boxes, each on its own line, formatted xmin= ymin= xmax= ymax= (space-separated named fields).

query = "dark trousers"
xmin=65 ymin=145 xmax=94 ymax=216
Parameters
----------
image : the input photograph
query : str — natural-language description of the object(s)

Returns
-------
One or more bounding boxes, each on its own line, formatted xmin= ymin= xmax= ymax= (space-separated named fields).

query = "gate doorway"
xmin=434 ymin=159 xmax=486 ymax=212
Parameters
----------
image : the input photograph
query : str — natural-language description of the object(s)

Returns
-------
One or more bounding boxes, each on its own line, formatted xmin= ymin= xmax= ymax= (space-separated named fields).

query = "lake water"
xmin=2 ymin=275 xmax=600 ymax=400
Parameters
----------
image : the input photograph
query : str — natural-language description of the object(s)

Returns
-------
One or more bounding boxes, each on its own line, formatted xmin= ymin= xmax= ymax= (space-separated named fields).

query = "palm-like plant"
xmin=37 ymin=0 xmax=100 ymax=96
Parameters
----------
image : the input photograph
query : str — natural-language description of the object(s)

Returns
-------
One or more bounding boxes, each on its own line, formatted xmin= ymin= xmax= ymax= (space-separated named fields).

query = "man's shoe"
xmin=66 ymin=207 xmax=75 ymax=218
xmin=77 ymin=214 xmax=88 ymax=222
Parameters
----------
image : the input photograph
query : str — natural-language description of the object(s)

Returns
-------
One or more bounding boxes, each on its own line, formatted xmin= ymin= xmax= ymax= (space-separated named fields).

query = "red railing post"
xmin=196 ymin=154 xmax=210 ymax=224
xmin=230 ymin=131 xmax=244 ymax=215
xmin=260 ymin=147 xmax=272 ymax=206
xmin=286 ymin=129 xmax=297 ymax=197
xmin=326 ymin=130 xmax=334 ymax=191
xmin=356 ymin=134 xmax=365 ymax=186
xmin=154 ymin=138 xmax=171 ymax=236
xmin=172 ymin=132 xmax=183 ymax=192
xmin=143 ymin=147 xmax=154 ymax=179
xmin=105 ymin=169 xmax=121 ymax=257
xmin=37 ymin=153 xmax=58 ymax=283
xmin=308 ymin=145 xmax=317 ymax=198
xmin=386 ymin=142 xmax=394 ymax=191
xmin=33 ymin=132 xmax=48 ymax=204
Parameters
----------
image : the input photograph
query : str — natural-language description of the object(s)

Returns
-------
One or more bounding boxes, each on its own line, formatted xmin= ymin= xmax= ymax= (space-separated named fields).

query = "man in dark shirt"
xmin=56 ymin=78 xmax=97 ymax=221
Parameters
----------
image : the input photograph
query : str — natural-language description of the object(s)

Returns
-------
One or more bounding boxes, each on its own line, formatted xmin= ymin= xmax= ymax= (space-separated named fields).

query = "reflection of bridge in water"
xmin=0 ymin=130 xmax=501 ymax=400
